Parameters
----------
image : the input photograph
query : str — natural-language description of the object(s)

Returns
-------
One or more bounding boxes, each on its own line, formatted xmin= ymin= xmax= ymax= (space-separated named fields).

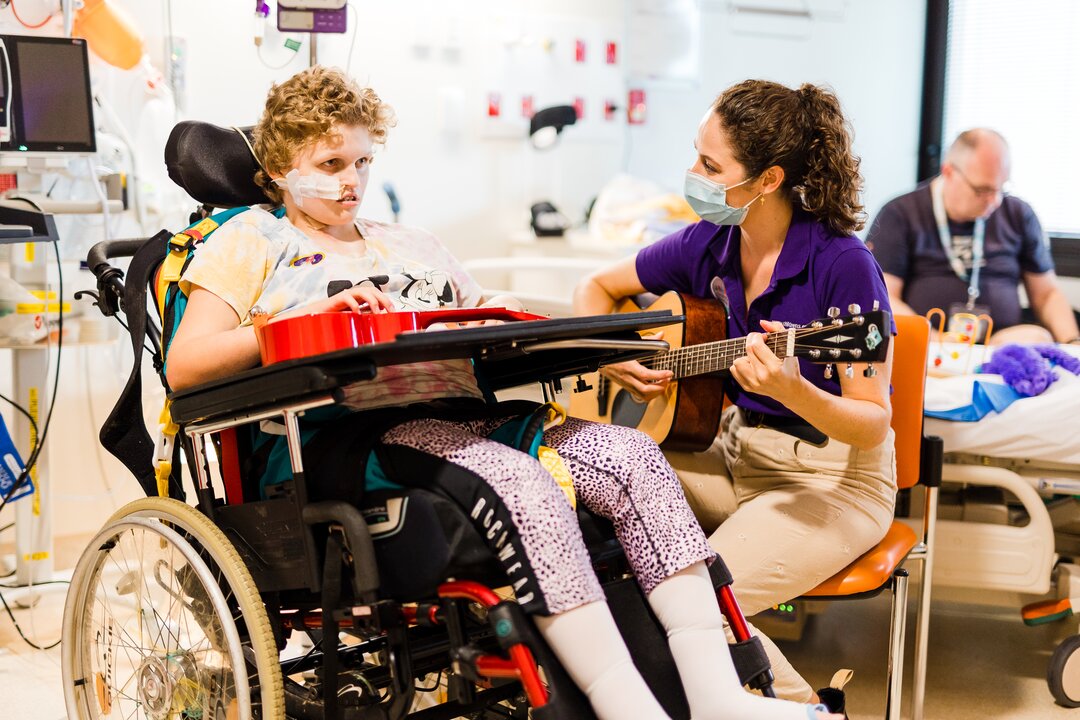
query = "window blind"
xmin=944 ymin=0 xmax=1080 ymax=233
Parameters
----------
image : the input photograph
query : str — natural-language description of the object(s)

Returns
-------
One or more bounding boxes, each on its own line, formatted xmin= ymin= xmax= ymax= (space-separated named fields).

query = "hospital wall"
xmin=627 ymin=1 xmax=927 ymax=241
xmin=104 ymin=0 xmax=929 ymax=257
xmin=0 ymin=0 xmax=933 ymax=540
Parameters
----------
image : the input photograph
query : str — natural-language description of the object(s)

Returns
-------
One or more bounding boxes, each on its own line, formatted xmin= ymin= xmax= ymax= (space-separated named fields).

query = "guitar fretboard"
xmin=640 ymin=333 xmax=791 ymax=379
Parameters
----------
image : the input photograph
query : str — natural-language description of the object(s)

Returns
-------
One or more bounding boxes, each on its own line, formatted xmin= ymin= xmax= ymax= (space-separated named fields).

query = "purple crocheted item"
xmin=1037 ymin=344 xmax=1080 ymax=374
xmin=980 ymin=344 xmax=1080 ymax=397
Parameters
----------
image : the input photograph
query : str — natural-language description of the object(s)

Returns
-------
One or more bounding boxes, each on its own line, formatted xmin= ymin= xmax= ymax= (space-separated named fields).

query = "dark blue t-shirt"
xmin=635 ymin=211 xmax=893 ymax=419
xmin=866 ymin=183 xmax=1053 ymax=328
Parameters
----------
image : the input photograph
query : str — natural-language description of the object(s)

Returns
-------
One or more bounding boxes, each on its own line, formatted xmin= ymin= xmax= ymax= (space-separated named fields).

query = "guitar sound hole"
xmin=611 ymin=389 xmax=649 ymax=429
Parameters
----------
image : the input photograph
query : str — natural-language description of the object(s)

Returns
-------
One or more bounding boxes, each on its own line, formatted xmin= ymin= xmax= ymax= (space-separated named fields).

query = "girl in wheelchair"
xmin=165 ymin=66 xmax=837 ymax=720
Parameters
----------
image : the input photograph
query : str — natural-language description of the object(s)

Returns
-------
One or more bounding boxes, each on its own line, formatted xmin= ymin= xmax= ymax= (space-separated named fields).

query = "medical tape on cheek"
xmin=273 ymin=169 xmax=343 ymax=208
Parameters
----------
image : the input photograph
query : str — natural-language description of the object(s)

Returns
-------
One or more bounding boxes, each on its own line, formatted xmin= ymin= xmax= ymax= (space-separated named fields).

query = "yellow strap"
xmin=538 ymin=446 xmax=576 ymax=509
xmin=542 ymin=401 xmax=567 ymax=431
xmin=168 ymin=217 xmax=220 ymax=251
xmin=156 ymin=400 xmax=179 ymax=498
xmin=157 ymin=247 xmax=187 ymax=321
xmin=158 ymin=217 xmax=222 ymax=320
xmin=532 ymin=402 xmax=573 ymax=506
xmin=155 ymin=461 xmax=172 ymax=498
xmin=159 ymin=399 xmax=178 ymax=436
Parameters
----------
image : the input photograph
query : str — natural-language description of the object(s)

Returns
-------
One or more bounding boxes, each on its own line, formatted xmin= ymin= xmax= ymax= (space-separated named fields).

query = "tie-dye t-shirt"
xmin=179 ymin=206 xmax=485 ymax=410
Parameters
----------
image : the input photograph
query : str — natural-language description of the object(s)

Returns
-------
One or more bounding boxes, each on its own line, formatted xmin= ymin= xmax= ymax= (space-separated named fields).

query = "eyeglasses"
xmin=949 ymin=163 xmax=1010 ymax=199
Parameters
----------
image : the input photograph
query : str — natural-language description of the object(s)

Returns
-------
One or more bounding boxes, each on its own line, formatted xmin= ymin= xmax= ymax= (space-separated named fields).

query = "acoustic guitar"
xmin=568 ymin=292 xmax=891 ymax=451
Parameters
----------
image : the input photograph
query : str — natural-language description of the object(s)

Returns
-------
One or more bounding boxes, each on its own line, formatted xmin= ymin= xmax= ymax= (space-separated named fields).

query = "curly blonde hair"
xmin=252 ymin=66 xmax=397 ymax=204
xmin=713 ymin=80 xmax=865 ymax=236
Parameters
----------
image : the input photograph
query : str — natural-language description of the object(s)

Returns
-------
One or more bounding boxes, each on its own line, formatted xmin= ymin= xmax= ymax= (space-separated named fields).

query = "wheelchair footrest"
xmin=285 ymin=678 xmax=390 ymax=720
xmin=449 ymin=645 xmax=489 ymax=684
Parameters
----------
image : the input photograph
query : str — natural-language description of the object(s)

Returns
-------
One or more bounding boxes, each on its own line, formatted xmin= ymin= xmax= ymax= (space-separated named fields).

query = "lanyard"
xmin=931 ymin=177 xmax=985 ymax=310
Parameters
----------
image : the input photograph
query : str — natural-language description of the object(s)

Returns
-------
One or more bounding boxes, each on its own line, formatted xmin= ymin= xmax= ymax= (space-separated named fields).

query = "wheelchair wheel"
xmin=1049 ymin=634 xmax=1080 ymax=707
xmin=62 ymin=497 xmax=284 ymax=719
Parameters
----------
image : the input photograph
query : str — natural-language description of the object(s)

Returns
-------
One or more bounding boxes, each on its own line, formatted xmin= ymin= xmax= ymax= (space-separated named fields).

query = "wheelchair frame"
xmin=62 ymin=233 xmax=777 ymax=720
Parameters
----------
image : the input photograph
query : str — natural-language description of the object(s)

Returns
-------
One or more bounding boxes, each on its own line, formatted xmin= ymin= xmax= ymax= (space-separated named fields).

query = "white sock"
xmin=535 ymin=601 xmax=670 ymax=720
xmin=648 ymin=563 xmax=824 ymax=720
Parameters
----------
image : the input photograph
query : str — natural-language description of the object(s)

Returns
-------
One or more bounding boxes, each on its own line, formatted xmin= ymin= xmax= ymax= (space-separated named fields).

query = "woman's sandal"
xmin=816 ymin=668 xmax=854 ymax=719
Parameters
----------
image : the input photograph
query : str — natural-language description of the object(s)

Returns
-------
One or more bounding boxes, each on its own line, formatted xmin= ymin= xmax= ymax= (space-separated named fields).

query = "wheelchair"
xmin=60 ymin=121 xmax=776 ymax=720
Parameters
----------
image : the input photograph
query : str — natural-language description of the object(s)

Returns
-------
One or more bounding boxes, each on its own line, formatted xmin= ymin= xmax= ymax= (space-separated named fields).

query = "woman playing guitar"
xmin=574 ymin=79 xmax=897 ymax=714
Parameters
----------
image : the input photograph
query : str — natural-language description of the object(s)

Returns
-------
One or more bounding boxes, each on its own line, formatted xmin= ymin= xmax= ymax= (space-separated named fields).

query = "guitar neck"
xmin=640 ymin=332 xmax=791 ymax=379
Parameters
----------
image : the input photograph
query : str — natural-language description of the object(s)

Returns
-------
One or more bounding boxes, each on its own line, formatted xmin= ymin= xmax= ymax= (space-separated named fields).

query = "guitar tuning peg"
xmin=829 ymin=348 xmax=842 ymax=358
xmin=574 ymin=376 xmax=593 ymax=393
xmin=809 ymin=349 xmax=821 ymax=359
xmin=824 ymin=363 xmax=834 ymax=379
xmin=847 ymin=303 xmax=861 ymax=314
xmin=872 ymin=300 xmax=880 ymax=311
xmin=850 ymin=348 xmax=862 ymax=359
xmin=845 ymin=363 xmax=854 ymax=378
xmin=863 ymin=364 xmax=877 ymax=378
xmin=827 ymin=306 xmax=841 ymax=319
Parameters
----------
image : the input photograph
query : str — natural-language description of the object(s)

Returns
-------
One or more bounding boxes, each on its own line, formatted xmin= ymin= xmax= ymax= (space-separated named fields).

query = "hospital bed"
xmin=917 ymin=344 xmax=1080 ymax=595
xmin=918 ymin=342 xmax=1080 ymax=706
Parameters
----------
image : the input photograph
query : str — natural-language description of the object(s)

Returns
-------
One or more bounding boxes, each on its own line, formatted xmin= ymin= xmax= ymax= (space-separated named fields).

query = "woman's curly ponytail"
xmin=713 ymin=80 xmax=865 ymax=236
xmin=793 ymin=84 xmax=865 ymax=235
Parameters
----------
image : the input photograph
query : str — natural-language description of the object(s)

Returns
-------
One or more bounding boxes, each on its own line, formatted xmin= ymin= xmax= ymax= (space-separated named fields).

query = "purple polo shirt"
xmin=636 ymin=211 xmax=894 ymax=419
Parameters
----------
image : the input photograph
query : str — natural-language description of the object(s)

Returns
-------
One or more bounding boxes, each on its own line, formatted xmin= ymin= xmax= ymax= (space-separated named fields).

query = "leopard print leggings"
xmin=378 ymin=415 xmax=715 ymax=615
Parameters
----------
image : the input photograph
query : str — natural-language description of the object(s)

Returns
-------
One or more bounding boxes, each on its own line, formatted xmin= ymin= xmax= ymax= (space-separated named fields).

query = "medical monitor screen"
xmin=0 ymin=34 xmax=96 ymax=154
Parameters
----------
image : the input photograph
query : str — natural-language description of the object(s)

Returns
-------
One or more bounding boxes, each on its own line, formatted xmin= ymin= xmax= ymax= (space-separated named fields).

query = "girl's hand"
xmin=310 ymin=286 xmax=397 ymax=314
xmin=481 ymin=294 xmax=525 ymax=312
xmin=730 ymin=319 xmax=803 ymax=400
xmin=428 ymin=319 xmax=505 ymax=331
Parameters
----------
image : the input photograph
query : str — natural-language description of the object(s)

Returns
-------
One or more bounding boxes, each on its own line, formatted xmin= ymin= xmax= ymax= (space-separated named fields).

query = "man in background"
xmin=866 ymin=128 xmax=1079 ymax=345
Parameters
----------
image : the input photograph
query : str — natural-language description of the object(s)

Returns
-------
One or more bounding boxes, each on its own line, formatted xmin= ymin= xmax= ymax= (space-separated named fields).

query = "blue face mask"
xmin=683 ymin=170 xmax=761 ymax=226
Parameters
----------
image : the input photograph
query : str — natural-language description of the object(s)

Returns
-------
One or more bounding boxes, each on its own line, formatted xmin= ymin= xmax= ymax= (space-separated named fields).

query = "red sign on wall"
xmin=627 ymin=89 xmax=646 ymax=125
xmin=575 ymin=39 xmax=586 ymax=63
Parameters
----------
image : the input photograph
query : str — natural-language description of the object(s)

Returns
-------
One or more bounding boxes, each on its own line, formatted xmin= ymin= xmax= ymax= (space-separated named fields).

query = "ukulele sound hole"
xmin=611 ymin=389 xmax=649 ymax=429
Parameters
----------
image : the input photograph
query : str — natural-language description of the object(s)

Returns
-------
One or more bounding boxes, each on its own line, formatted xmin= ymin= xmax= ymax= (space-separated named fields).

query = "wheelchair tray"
xmin=169 ymin=310 xmax=677 ymax=425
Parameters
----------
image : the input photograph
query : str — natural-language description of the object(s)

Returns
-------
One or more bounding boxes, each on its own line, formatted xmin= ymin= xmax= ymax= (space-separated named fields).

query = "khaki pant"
xmin=666 ymin=405 xmax=897 ymax=701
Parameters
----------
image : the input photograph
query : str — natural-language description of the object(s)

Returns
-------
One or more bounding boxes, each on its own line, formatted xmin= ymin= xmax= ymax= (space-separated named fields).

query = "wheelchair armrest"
xmin=169 ymin=363 xmax=375 ymax=426
xmin=170 ymin=311 xmax=677 ymax=425
xmin=303 ymin=500 xmax=380 ymax=602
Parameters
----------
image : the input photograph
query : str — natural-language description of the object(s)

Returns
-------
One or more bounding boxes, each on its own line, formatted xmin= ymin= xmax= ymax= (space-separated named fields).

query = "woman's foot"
xmin=812 ymin=708 xmax=843 ymax=720
xmin=815 ymin=669 xmax=853 ymax=719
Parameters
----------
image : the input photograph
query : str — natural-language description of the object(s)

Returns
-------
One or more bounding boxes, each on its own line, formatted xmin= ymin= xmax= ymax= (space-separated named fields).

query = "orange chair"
xmin=802 ymin=314 xmax=942 ymax=720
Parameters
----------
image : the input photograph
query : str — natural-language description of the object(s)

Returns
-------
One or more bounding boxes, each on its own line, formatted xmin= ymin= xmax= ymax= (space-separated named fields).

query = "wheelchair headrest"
xmin=165 ymin=121 xmax=271 ymax=208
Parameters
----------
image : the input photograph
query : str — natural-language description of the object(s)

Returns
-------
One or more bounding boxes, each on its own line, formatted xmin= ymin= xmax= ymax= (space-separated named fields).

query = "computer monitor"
xmin=0 ymin=34 xmax=96 ymax=157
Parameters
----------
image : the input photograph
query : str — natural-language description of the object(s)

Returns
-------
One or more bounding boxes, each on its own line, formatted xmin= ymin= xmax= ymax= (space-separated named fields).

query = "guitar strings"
xmin=642 ymin=339 xmax=860 ymax=366
xmin=638 ymin=324 xmax=878 ymax=374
